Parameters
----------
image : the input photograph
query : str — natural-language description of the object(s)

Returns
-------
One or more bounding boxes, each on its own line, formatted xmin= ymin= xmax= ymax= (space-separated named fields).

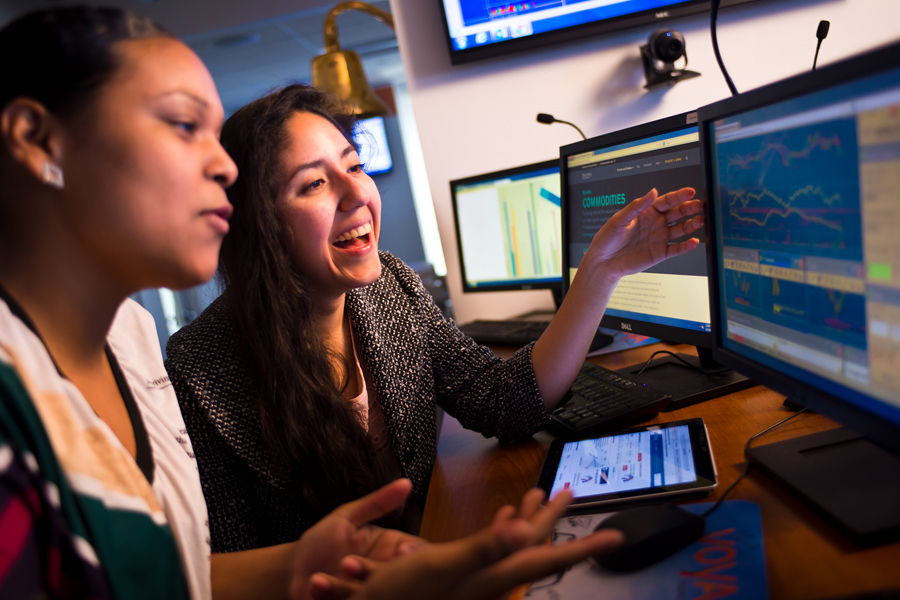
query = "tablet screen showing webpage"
xmin=549 ymin=425 xmax=697 ymax=498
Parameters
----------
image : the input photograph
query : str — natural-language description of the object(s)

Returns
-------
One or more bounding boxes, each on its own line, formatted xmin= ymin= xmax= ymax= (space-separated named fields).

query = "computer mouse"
xmin=592 ymin=504 xmax=706 ymax=571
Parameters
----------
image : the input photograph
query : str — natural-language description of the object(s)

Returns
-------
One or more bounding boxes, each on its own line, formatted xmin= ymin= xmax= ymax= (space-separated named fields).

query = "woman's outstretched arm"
xmin=531 ymin=187 xmax=703 ymax=410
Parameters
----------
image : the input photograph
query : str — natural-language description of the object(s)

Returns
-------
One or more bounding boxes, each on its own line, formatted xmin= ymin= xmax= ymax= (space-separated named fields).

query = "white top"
xmin=0 ymin=298 xmax=211 ymax=600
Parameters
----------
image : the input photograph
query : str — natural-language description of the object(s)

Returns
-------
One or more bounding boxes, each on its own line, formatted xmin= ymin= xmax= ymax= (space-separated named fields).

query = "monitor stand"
xmin=513 ymin=287 xmax=615 ymax=352
xmin=747 ymin=425 xmax=900 ymax=546
xmin=513 ymin=309 xmax=615 ymax=352
xmin=552 ymin=286 xmax=563 ymax=311
xmin=512 ymin=287 xmax=563 ymax=322
xmin=618 ymin=347 xmax=755 ymax=409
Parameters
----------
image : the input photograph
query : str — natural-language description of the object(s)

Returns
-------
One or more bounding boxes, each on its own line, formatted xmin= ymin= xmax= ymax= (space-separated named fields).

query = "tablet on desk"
xmin=536 ymin=418 xmax=717 ymax=511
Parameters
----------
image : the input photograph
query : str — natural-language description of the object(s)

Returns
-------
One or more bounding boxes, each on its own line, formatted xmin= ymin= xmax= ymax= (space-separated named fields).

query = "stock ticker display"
xmin=711 ymin=69 xmax=900 ymax=404
xmin=718 ymin=118 xmax=867 ymax=350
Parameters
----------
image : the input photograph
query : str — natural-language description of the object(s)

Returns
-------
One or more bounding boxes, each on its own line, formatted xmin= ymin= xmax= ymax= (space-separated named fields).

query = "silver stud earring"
xmin=42 ymin=163 xmax=64 ymax=190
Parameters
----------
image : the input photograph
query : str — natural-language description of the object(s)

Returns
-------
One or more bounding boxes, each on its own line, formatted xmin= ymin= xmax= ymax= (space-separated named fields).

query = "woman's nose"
xmin=209 ymin=139 xmax=238 ymax=188
xmin=337 ymin=173 xmax=371 ymax=211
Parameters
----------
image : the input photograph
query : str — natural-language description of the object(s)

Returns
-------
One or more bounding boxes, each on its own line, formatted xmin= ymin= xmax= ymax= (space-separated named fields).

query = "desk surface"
xmin=419 ymin=342 xmax=900 ymax=600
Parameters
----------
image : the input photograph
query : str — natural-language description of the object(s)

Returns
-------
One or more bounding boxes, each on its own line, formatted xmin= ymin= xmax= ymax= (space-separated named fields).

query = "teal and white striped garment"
xmin=0 ymin=296 xmax=210 ymax=600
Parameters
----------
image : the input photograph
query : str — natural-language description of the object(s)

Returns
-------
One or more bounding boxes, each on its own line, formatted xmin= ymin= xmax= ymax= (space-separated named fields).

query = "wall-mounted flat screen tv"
xmin=440 ymin=0 xmax=766 ymax=65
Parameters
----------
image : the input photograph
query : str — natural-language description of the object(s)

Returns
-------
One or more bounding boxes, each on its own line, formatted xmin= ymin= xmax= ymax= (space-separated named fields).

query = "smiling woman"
xmin=164 ymin=82 xmax=703 ymax=599
xmin=276 ymin=112 xmax=384 ymax=298
xmin=0 ymin=8 xmax=628 ymax=600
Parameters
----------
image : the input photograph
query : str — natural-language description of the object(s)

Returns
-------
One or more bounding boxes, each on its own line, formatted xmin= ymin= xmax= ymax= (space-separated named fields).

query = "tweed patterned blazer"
xmin=165 ymin=252 xmax=550 ymax=552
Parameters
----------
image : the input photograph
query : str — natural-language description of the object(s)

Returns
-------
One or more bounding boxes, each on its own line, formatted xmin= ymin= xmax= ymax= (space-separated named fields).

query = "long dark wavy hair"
xmin=218 ymin=84 xmax=389 ymax=520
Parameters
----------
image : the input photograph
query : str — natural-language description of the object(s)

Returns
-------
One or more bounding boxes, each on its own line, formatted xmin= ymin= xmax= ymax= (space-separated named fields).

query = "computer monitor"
xmin=450 ymin=160 xmax=565 ymax=306
xmin=701 ymin=40 xmax=900 ymax=545
xmin=560 ymin=113 xmax=751 ymax=407
xmin=439 ymin=0 xmax=764 ymax=65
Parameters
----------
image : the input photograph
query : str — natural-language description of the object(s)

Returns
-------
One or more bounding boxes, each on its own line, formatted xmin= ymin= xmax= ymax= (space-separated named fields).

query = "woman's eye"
xmin=173 ymin=120 xmax=198 ymax=135
xmin=349 ymin=164 xmax=364 ymax=173
xmin=303 ymin=179 xmax=325 ymax=193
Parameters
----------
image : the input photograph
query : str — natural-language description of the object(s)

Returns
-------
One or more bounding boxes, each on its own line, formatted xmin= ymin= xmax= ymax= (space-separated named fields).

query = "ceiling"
xmin=2 ymin=0 xmax=401 ymax=115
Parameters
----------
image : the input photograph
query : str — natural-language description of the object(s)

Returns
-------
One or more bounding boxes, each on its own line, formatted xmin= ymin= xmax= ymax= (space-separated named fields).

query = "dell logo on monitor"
xmin=621 ymin=323 xmax=632 ymax=331
xmin=655 ymin=11 xmax=670 ymax=17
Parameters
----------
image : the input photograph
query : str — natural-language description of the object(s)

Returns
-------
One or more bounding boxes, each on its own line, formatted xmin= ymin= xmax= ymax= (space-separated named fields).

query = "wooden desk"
xmin=419 ymin=342 xmax=900 ymax=599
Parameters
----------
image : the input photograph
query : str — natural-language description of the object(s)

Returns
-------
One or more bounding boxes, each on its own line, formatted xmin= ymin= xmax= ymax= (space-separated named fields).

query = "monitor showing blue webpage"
xmin=443 ymin=0 xmax=673 ymax=50
xmin=564 ymin=126 xmax=711 ymax=335
xmin=440 ymin=0 xmax=755 ymax=61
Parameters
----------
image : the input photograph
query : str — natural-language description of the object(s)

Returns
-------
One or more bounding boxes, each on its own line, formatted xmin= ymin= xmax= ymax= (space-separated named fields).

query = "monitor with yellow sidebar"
xmin=560 ymin=112 xmax=752 ymax=407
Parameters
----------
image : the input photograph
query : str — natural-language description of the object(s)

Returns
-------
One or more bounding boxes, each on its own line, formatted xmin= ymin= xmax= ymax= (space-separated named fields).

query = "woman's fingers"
xmin=665 ymin=237 xmax=701 ymax=259
xmin=398 ymin=540 xmax=424 ymax=556
xmin=649 ymin=187 xmax=696 ymax=215
xmin=516 ymin=488 xmax=547 ymax=521
xmin=334 ymin=479 xmax=413 ymax=527
xmin=440 ymin=519 xmax=537 ymax=576
xmin=363 ymin=528 xmax=428 ymax=562
xmin=491 ymin=504 xmax=517 ymax=526
xmin=308 ymin=573 xmax=361 ymax=600
xmin=422 ymin=490 xmax=573 ymax=581
xmin=507 ymin=489 xmax=573 ymax=549
xmin=311 ymin=490 xmax=600 ymax=600
xmin=666 ymin=214 xmax=704 ymax=240
xmin=607 ymin=187 xmax=696 ymax=234
xmin=344 ymin=520 xmax=533 ymax=591
xmin=612 ymin=188 xmax=658 ymax=224
xmin=661 ymin=198 xmax=703 ymax=226
xmin=458 ymin=528 xmax=626 ymax=600
xmin=339 ymin=554 xmax=378 ymax=580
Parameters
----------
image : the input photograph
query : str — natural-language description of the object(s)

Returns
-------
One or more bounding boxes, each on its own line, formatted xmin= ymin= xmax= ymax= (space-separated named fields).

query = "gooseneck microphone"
xmin=536 ymin=113 xmax=587 ymax=140
xmin=813 ymin=20 xmax=830 ymax=71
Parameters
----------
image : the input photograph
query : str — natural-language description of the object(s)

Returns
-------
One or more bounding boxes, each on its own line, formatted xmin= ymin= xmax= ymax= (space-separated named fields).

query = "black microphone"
xmin=813 ymin=20 xmax=830 ymax=71
xmin=536 ymin=113 xmax=586 ymax=140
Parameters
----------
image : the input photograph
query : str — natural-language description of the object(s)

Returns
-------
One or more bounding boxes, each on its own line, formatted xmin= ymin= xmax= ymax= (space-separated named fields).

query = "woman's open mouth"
xmin=332 ymin=222 xmax=373 ymax=249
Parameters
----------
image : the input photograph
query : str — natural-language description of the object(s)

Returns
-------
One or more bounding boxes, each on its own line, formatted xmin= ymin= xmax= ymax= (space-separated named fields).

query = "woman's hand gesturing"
xmin=303 ymin=489 xmax=623 ymax=600
xmin=584 ymin=187 xmax=703 ymax=282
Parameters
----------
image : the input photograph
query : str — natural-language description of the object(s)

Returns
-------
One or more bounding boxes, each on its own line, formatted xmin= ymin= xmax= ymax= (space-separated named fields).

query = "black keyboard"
xmin=459 ymin=320 xmax=613 ymax=352
xmin=550 ymin=362 xmax=671 ymax=436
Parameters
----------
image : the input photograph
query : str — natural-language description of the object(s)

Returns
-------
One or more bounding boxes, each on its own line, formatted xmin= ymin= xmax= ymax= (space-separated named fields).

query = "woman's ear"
xmin=0 ymin=97 xmax=65 ymax=188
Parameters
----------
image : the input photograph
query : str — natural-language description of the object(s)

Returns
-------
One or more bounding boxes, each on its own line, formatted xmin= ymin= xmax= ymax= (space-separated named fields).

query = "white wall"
xmin=389 ymin=0 xmax=900 ymax=325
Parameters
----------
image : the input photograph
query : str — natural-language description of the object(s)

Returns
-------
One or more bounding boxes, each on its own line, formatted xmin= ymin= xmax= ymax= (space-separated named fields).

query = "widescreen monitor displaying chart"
xmin=708 ymin=63 xmax=900 ymax=412
xmin=561 ymin=115 xmax=711 ymax=346
xmin=450 ymin=160 xmax=562 ymax=293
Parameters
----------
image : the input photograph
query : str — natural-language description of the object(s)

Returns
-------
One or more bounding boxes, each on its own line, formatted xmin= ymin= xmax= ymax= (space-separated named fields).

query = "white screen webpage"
xmin=549 ymin=425 xmax=698 ymax=498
